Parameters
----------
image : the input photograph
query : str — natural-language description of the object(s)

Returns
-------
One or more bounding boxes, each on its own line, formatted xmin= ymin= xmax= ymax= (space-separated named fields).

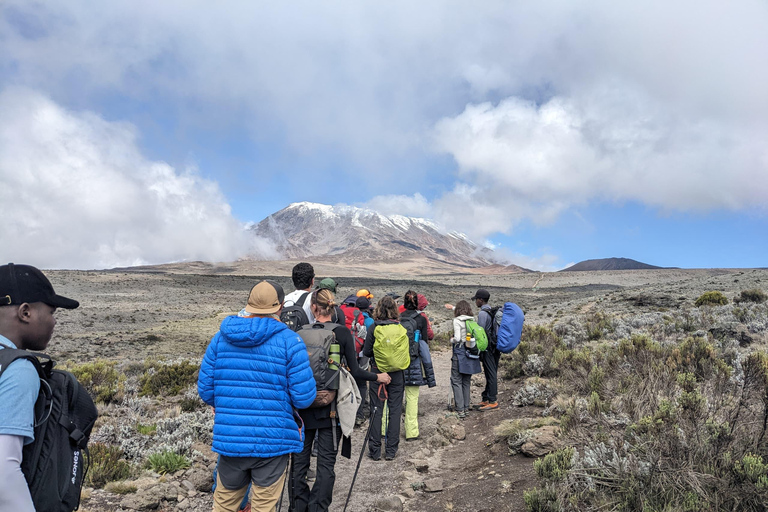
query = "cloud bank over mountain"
xmin=2 ymin=0 xmax=767 ymax=267
xmin=0 ymin=88 xmax=276 ymax=269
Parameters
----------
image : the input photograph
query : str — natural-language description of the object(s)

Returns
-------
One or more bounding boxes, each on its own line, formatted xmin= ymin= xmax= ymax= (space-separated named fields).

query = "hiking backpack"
xmin=297 ymin=323 xmax=342 ymax=407
xmin=464 ymin=318 xmax=489 ymax=352
xmin=372 ymin=323 xmax=411 ymax=372
xmin=340 ymin=304 xmax=367 ymax=355
xmin=496 ymin=302 xmax=525 ymax=353
xmin=280 ymin=292 xmax=310 ymax=332
xmin=485 ymin=305 xmax=503 ymax=347
xmin=0 ymin=348 xmax=99 ymax=512
xmin=399 ymin=310 xmax=421 ymax=358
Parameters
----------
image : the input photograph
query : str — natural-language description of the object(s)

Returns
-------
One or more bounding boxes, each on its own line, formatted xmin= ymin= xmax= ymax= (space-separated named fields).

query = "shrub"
xmin=534 ymin=447 xmax=574 ymax=481
xmin=180 ymin=396 xmax=204 ymax=412
xmin=67 ymin=360 xmax=125 ymax=404
xmin=584 ymin=310 xmax=614 ymax=340
xmin=104 ymin=481 xmax=138 ymax=495
xmin=501 ymin=325 xmax=564 ymax=379
xmin=736 ymin=289 xmax=767 ymax=304
xmin=695 ymin=291 xmax=728 ymax=307
xmin=139 ymin=361 xmax=198 ymax=397
xmin=523 ymin=487 xmax=559 ymax=512
xmin=136 ymin=423 xmax=157 ymax=435
xmin=146 ymin=450 xmax=191 ymax=474
xmin=87 ymin=443 xmax=132 ymax=488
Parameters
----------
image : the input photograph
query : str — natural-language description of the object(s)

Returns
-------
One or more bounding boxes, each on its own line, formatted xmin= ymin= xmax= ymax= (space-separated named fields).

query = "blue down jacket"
xmin=198 ymin=316 xmax=316 ymax=457
xmin=404 ymin=339 xmax=437 ymax=387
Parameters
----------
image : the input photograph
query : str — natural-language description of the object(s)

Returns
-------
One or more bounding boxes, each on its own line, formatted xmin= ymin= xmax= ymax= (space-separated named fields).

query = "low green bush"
xmin=136 ymin=423 xmax=157 ymax=435
xmin=736 ymin=289 xmax=767 ymax=304
xmin=139 ymin=361 xmax=198 ymax=397
xmin=524 ymin=487 xmax=559 ymax=512
xmin=67 ymin=360 xmax=125 ymax=404
xmin=534 ymin=447 xmax=574 ymax=481
xmin=104 ymin=481 xmax=138 ymax=494
xmin=695 ymin=291 xmax=728 ymax=307
xmin=180 ymin=396 xmax=204 ymax=412
xmin=146 ymin=450 xmax=191 ymax=474
xmin=87 ymin=443 xmax=132 ymax=488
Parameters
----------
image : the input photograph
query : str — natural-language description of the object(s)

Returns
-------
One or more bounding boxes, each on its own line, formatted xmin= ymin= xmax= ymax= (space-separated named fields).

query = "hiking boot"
xmin=457 ymin=410 xmax=467 ymax=419
xmin=473 ymin=401 xmax=489 ymax=410
xmin=368 ymin=452 xmax=381 ymax=461
xmin=355 ymin=417 xmax=365 ymax=428
xmin=405 ymin=436 xmax=420 ymax=442
xmin=385 ymin=454 xmax=396 ymax=461
xmin=479 ymin=401 xmax=499 ymax=411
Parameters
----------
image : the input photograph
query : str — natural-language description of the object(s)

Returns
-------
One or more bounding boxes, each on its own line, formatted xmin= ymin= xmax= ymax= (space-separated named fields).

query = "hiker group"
xmin=198 ymin=262 xmax=523 ymax=512
xmin=0 ymin=261 xmax=522 ymax=512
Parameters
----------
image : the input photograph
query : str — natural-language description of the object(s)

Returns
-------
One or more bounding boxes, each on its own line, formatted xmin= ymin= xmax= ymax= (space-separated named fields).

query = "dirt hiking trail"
xmin=327 ymin=346 xmax=539 ymax=512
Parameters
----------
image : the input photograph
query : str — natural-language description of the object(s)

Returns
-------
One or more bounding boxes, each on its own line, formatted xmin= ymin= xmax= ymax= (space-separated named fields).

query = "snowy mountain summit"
xmin=251 ymin=202 xmax=491 ymax=267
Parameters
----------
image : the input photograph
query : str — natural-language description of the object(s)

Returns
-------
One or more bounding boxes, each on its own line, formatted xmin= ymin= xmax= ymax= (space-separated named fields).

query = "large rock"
xmin=187 ymin=468 xmax=213 ymax=492
xmin=373 ymin=495 xmax=404 ymax=511
xmin=521 ymin=426 xmax=562 ymax=457
xmin=423 ymin=478 xmax=444 ymax=492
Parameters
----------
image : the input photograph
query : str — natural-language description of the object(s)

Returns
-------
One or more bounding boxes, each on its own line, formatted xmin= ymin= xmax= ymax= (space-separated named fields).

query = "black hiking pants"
xmin=368 ymin=369 xmax=404 ymax=459
xmin=291 ymin=425 xmax=342 ymax=512
xmin=480 ymin=346 xmax=501 ymax=403
xmin=355 ymin=378 xmax=370 ymax=422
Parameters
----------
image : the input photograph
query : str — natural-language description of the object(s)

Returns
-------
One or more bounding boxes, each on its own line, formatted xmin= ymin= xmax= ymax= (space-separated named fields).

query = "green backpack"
xmin=373 ymin=323 xmax=411 ymax=372
xmin=465 ymin=319 xmax=489 ymax=352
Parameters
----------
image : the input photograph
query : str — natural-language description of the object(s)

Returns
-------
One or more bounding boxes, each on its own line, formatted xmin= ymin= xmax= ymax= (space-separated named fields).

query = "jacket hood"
xmin=219 ymin=315 xmax=289 ymax=347
xmin=417 ymin=294 xmax=429 ymax=310
xmin=455 ymin=314 xmax=474 ymax=321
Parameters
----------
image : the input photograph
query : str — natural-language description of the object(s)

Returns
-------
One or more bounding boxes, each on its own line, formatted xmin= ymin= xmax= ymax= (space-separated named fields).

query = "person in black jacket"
xmin=291 ymin=289 xmax=390 ymax=512
xmin=362 ymin=295 xmax=408 ymax=461
xmin=400 ymin=290 xmax=437 ymax=441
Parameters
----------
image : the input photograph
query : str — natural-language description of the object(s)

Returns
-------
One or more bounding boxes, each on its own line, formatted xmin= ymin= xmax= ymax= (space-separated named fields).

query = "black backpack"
xmin=0 ymin=348 xmax=99 ymax=512
xmin=280 ymin=292 xmax=311 ymax=332
xmin=485 ymin=306 xmax=502 ymax=347
xmin=399 ymin=310 xmax=421 ymax=358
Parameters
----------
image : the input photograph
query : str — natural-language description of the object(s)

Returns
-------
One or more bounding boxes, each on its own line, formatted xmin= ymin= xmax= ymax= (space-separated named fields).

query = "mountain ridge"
xmin=561 ymin=257 xmax=664 ymax=272
xmin=250 ymin=202 xmax=531 ymax=272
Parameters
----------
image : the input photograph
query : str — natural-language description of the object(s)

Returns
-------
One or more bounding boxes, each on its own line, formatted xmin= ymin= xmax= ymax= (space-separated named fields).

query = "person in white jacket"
xmin=449 ymin=300 xmax=482 ymax=418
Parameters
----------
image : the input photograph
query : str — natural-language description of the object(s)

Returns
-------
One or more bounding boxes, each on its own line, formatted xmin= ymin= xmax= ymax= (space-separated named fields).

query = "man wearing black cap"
xmin=0 ymin=263 xmax=79 ymax=511
xmin=472 ymin=289 xmax=500 ymax=411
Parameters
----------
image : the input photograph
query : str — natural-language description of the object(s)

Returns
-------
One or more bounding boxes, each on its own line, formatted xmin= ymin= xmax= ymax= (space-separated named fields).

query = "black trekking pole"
xmin=343 ymin=405 xmax=379 ymax=512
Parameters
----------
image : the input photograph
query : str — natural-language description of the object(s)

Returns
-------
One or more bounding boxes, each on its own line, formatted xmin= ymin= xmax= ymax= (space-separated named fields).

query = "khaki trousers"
xmin=212 ymin=470 xmax=287 ymax=512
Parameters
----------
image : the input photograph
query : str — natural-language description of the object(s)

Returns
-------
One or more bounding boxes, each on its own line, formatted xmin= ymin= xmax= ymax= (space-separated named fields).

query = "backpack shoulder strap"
xmin=0 ymin=348 xmax=49 ymax=381
xmin=296 ymin=291 xmax=310 ymax=307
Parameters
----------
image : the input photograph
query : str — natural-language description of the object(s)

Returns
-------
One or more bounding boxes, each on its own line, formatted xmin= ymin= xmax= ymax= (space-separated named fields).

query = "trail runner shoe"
xmin=479 ymin=401 xmax=499 ymax=411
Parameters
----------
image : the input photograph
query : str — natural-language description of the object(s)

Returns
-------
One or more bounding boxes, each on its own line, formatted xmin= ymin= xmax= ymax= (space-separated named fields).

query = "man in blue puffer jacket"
xmin=198 ymin=280 xmax=316 ymax=512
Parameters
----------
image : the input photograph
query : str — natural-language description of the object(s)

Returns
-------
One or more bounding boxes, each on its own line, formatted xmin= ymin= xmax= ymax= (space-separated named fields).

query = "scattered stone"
xmin=521 ymin=426 xmax=563 ymax=457
xmin=373 ymin=495 xmax=404 ymax=511
xmin=423 ymin=478 xmax=444 ymax=492
xmin=428 ymin=433 xmax=450 ymax=448
xmin=401 ymin=488 xmax=416 ymax=499
xmin=181 ymin=480 xmax=195 ymax=492
xmin=187 ymin=468 xmax=213 ymax=492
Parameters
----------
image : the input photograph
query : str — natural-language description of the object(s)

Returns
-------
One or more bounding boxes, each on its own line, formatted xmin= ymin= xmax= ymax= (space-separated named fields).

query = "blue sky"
xmin=1 ymin=1 xmax=766 ymax=271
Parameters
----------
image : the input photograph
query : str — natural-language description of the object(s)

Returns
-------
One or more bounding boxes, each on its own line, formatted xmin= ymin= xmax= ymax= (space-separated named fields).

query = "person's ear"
xmin=16 ymin=303 xmax=32 ymax=324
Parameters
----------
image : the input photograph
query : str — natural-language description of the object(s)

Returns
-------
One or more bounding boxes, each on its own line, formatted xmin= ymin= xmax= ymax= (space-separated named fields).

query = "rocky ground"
xmin=41 ymin=266 xmax=767 ymax=511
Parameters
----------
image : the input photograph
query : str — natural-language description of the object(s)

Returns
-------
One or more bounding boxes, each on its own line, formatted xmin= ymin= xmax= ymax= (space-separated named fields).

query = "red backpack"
xmin=340 ymin=304 xmax=367 ymax=355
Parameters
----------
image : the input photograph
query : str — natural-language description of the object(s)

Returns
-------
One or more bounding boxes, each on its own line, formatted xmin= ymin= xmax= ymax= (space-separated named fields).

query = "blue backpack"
xmin=496 ymin=302 xmax=525 ymax=353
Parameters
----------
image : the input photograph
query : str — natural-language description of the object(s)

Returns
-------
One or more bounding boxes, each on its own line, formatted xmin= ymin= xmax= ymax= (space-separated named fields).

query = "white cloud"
xmin=360 ymin=194 xmax=433 ymax=219
xmin=2 ymin=0 xmax=768 ymax=261
xmin=0 ymin=88 xmax=276 ymax=269
xmin=433 ymin=85 xmax=768 ymax=237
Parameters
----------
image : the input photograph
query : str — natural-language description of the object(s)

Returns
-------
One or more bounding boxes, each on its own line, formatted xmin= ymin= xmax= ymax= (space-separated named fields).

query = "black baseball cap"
xmin=0 ymin=263 xmax=79 ymax=309
xmin=355 ymin=297 xmax=371 ymax=310
xmin=385 ymin=292 xmax=401 ymax=300
xmin=471 ymin=289 xmax=490 ymax=301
